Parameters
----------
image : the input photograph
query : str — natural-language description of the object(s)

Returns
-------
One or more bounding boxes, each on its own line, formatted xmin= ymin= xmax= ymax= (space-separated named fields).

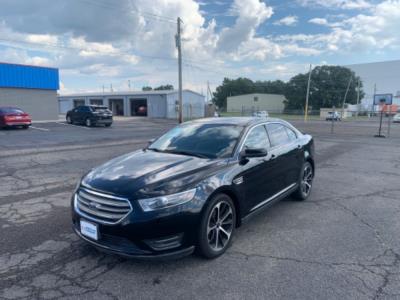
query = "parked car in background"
xmin=393 ymin=113 xmax=400 ymax=123
xmin=326 ymin=111 xmax=341 ymax=121
xmin=72 ymin=117 xmax=315 ymax=260
xmin=136 ymin=106 xmax=147 ymax=116
xmin=0 ymin=107 xmax=31 ymax=129
xmin=253 ymin=111 xmax=269 ymax=118
xmin=66 ymin=105 xmax=113 ymax=127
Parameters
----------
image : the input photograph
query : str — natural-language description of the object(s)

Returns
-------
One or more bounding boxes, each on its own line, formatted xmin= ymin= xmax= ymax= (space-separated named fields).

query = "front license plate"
xmin=80 ymin=220 xmax=99 ymax=240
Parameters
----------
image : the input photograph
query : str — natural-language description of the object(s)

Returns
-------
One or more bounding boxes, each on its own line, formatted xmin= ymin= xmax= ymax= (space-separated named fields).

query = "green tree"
xmin=284 ymin=65 xmax=364 ymax=111
xmin=154 ymin=84 xmax=174 ymax=90
xmin=142 ymin=86 xmax=153 ymax=91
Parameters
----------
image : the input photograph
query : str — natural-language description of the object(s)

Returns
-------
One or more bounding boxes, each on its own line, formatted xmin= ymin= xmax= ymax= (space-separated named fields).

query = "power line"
xmin=78 ymin=0 xmax=176 ymax=24
xmin=0 ymin=37 xmax=178 ymax=63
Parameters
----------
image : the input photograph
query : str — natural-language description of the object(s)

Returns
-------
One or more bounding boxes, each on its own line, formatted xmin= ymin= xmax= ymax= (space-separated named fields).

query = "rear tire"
xmin=22 ymin=125 xmax=29 ymax=129
xmin=66 ymin=116 xmax=72 ymax=124
xmin=197 ymin=194 xmax=236 ymax=259
xmin=105 ymin=123 xmax=112 ymax=127
xmin=293 ymin=161 xmax=313 ymax=201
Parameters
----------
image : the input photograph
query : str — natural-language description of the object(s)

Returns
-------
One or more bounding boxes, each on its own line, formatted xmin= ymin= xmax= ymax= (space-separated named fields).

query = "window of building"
xmin=90 ymin=99 xmax=103 ymax=106
xmin=73 ymin=99 xmax=85 ymax=107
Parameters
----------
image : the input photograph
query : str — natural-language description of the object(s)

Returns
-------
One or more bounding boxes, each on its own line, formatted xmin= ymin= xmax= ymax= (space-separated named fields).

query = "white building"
xmin=347 ymin=60 xmax=400 ymax=110
xmin=227 ymin=93 xmax=286 ymax=113
xmin=58 ymin=89 xmax=205 ymax=119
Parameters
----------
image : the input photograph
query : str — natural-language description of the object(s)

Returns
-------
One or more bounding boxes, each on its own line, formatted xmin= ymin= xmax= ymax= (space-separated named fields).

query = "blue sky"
xmin=0 ymin=0 xmax=399 ymax=94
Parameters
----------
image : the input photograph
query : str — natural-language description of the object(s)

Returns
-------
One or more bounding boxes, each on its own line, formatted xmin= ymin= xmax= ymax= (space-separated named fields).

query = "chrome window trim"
xmin=250 ymin=183 xmax=297 ymax=212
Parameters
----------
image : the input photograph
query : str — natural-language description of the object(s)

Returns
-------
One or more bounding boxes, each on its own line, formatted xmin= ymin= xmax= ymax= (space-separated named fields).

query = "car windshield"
xmin=0 ymin=108 xmax=24 ymax=114
xmin=148 ymin=123 xmax=244 ymax=159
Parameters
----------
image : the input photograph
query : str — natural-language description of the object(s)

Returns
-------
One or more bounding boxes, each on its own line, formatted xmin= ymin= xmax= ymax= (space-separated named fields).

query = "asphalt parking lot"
xmin=1 ymin=117 xmax=400 ymax=299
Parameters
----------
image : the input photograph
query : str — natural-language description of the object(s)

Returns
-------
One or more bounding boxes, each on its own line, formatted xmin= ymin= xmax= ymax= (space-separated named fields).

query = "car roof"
xmin=188 ymin=117 xmax=284 ymax=127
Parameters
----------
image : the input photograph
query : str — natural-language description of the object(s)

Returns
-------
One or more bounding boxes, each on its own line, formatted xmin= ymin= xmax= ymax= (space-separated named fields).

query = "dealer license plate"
xmin=80 ymin=219 xmax=99 ymax=240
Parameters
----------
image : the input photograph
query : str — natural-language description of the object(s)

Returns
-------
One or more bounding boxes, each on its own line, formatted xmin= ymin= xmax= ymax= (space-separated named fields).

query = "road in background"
xmin=1 ymin=118 xmax=400 ymax=299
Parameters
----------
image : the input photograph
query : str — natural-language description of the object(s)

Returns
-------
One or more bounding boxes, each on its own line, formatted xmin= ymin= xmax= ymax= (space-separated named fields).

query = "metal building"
xmin=347 ymin=60 xmax=400 ymax=110
xmin=58 ymin=90 xmax=205 ymax=119
xmin=0 ymin=62 xmax=59 ymax=121
xmin=227 ymin=93 xmax=286 ymax=113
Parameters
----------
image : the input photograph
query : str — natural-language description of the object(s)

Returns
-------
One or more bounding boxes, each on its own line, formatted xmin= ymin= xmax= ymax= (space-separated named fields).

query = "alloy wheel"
xmin=301 ymin=165 xmax=313 ymax=196
xmin=207 ymin=200 xmax=234 ymax=251
xmin=86 ymin=119 xmax=91 ymax=127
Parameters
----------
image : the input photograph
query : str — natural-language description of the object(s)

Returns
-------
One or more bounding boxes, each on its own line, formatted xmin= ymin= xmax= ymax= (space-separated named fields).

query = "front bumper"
xmin=73 ymin=225 xmax=195 ymax=260
xmin=71 ymin=191 xmax=203 ymax=259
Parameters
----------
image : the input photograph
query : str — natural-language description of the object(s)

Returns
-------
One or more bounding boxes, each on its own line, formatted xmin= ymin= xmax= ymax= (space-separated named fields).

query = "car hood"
xmin=82 ymin=149 xmax=228 ymax=198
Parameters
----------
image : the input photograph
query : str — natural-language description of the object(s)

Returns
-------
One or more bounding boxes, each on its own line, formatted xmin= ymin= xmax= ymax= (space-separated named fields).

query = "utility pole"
xmin=176 ymin=17 xmax=183 ymax=123
xmin=102 ymin=84 xmax=105 ymax=93
xmin=304 ymin=64 xmax=312 ymax=122
xmin=356 ymin=79 xmax=360 ymax=119
xmin=110 ymin=83 xmax=113 ymax=92
xmin=128 ymin=80 xmax=131 ymax=91
xmin=342 ymin=76 xmax=352 ymax=118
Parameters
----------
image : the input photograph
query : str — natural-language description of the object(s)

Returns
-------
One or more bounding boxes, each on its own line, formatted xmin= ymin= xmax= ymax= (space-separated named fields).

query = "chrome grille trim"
xmin=74 ymin=187 xmax=132 ymax=225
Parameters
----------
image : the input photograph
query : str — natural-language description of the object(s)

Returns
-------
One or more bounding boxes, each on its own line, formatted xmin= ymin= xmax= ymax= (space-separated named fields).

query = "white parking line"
xmin=30 ymin=126 xmax=50 ymax=132
xmin=56 ymin=122 xmax=91 ymax=129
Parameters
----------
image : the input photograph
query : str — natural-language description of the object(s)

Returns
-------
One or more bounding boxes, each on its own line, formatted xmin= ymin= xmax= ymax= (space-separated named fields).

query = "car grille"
xmin=75 ymin=187 xmax=132 ymax=225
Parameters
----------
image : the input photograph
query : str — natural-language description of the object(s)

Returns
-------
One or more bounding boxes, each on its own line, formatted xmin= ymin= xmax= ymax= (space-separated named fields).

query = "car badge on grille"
xmin=88 ymin=201 xmax=101 ymax=209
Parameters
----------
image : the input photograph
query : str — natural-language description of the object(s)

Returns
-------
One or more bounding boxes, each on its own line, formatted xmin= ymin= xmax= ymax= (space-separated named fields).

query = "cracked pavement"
xmin=0 ymin=118 xmax=400 ymax=299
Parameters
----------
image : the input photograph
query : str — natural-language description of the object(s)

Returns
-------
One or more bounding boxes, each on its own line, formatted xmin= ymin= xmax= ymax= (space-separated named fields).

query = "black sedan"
xmin=71 ymin=117 xmax=315 ymax=259
xmin=66 ymin=105 xmax=113 ymax=127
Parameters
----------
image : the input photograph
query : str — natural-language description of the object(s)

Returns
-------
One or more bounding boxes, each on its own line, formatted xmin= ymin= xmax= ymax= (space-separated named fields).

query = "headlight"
xmin=138 ymin=189 xmax=196 ymax=212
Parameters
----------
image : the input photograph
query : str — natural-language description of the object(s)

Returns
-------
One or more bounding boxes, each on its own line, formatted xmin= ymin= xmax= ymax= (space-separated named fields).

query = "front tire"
xmin=197 ymin=194 xmax=236 ymax=259
xmin=85 ymin=118 xmax=92 ymax=127
xmin=293 ymin=161 xmax=313 ymax=201
xmin=66 ymin=115 xmax=72 ymax=124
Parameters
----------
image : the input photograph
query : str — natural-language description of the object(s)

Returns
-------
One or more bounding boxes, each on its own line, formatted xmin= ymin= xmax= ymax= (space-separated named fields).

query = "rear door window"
xmin=266 ymin=123 xmax=291 ymax=147
xmin=285 ymin=127 xmax=297 ymax=141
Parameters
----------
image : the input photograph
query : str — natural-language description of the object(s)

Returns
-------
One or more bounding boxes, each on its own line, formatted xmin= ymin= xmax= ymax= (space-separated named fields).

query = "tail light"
xmin=4 ymin=115 xmax=15 ymax=121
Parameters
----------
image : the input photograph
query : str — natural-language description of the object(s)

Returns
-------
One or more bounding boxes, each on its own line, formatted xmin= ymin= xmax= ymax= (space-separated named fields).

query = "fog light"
xmin=144 ymin=234 xmax=183 ymax=251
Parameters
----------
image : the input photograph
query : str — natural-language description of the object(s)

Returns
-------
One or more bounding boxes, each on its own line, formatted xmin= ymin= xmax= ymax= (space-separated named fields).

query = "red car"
xmin=0 ymin=107 xmax=32 ymax=129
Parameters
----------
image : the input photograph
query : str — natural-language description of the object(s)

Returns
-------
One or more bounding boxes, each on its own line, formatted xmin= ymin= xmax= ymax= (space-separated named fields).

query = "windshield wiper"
xmin=147 ymin=147 xmax=163 ymax=152
xmin=164 ymin=149 xmax=210 ymax=159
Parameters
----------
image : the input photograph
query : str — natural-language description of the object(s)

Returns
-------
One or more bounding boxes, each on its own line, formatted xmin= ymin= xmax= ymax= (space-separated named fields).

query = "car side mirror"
xmin=239 ymin=148 xmax=268 ymax=164
xmin=148 ymin=138 xmax=155 ymax=145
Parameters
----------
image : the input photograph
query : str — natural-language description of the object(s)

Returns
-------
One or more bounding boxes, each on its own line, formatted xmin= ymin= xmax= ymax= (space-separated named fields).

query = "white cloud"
xmin=298 ymin=0 xmax=372 ymax=10
xmin=217 ymin=0 xmax=273 ymax=53
xmin=1 ymin=0 xmax=399 ymax=94
xmin=274 ymin=15 xmax=299 ymax=26
xmin=308 ymin=17 xmax=329 ymax=25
